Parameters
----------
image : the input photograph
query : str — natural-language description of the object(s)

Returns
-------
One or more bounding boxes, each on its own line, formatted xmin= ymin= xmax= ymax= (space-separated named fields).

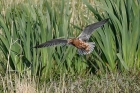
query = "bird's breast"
xmin=70 ymin=38 xmax=89 ymax=49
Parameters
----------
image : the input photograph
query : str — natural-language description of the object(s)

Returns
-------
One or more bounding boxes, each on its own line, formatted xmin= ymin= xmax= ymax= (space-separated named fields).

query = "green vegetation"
xmin=0 ymin=0 xmax=140 ymax=92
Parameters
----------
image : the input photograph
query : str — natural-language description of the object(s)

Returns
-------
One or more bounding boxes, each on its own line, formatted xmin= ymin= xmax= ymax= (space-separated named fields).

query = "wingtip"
xmin=100 ymin=18 xmax=109 ymax=24
xmin=105 ymin=18 xmax=109 ymax=22
xmin=97 ymin=18 xmax=109 ymax=24
xmin=33 ymin=45 xmax=41 ymax=48
xmin=33 ymin=46 xmax=38 ymax=48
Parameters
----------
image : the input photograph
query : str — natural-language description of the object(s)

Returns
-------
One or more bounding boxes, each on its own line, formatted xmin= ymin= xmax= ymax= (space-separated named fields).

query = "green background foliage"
xmin=1 ymin=0 xmax=140 ymax=92
xmin=0 ymin=0 xmax=140 ymax=82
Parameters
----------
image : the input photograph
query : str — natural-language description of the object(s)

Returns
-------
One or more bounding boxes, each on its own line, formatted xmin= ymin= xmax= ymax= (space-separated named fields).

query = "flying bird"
xmin=34 ymin=18 xmax=109 ymax=55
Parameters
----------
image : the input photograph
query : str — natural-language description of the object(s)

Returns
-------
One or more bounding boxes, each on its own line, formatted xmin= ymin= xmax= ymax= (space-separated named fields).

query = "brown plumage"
xmin=34 ymin=18 xmax=109 ymax=55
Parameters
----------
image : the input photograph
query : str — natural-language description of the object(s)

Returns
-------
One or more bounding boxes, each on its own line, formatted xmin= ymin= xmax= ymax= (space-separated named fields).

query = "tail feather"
xmin=77 ymin=42 xmax=95 ymax=55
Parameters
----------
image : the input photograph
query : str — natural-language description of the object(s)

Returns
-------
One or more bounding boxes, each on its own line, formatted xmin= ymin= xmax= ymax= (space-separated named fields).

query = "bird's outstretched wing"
xmin=34 ymin=39 xmax=68 ymax=48
xmin=78 ymin=18 xmax=109 ymax=41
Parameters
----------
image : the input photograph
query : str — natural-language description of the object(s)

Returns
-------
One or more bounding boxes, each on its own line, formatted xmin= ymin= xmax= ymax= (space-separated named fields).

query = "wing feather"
xmin=34 ymin=39 xmax=68 ymax=48
xmin=77 ymin=42 xmax=95 ymax=55
xmin=78 ymin=18 xmax=109 ymax=41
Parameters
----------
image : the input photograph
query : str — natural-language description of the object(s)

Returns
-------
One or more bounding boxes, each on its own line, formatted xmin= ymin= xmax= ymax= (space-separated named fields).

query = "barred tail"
xmin=77 ymin=42 xmax=95 ymax=55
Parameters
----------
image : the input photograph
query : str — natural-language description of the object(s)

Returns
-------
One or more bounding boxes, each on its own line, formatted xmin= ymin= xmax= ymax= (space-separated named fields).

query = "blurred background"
xmin=0 ymin=0 xmax=140 ymax=92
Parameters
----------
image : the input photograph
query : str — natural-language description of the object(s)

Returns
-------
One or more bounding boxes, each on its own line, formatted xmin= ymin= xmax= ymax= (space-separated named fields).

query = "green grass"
xmin=0 ymin=0 xmax=96 ymax=78
xmin=0 ymin=0 xmax=140 ymax=92
xmin=84 ymin=0 xmax=140 ymax=71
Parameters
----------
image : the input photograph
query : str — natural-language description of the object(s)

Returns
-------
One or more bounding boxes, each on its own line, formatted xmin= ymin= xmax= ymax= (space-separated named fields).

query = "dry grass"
xmin=1 ymin=72 xmax=140 ymax=93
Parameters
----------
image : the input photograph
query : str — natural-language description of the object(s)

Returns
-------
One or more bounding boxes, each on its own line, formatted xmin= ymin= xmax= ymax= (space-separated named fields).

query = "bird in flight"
xmin=34 ymin=18 xmax=109 ymax=55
